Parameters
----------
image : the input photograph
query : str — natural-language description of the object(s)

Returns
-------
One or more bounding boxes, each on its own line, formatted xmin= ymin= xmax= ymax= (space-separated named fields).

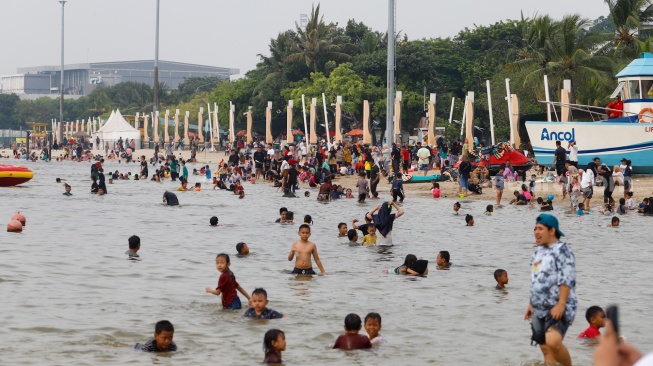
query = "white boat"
xmin=525 ymin=52 xmax=653 ymax=173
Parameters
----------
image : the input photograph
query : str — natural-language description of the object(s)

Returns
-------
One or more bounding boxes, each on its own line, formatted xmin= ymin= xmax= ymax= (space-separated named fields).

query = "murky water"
xmin=1 ymin=158 xmax=651 ymax=365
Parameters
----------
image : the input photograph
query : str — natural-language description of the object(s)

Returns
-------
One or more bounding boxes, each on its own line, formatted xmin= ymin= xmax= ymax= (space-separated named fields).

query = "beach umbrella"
xmin=346 ymin=129 xmax=364 ymax=137
xmin=72 ymin=131 xmax=90 ymax=138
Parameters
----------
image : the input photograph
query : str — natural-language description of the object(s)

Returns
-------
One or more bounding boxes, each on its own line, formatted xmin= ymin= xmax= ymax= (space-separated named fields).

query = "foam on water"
xmin=1 ymin=158 xmax=651 ymax=365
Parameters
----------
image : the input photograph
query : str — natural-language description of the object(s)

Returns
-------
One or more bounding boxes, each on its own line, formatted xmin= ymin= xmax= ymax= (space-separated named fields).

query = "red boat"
xmin=456 ymin=142 xmax=533 ymax=174
xmin=0 ymin=163 xmax=34 ymax=187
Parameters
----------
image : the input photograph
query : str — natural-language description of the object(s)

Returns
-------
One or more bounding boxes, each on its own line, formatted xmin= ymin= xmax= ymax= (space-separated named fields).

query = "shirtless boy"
xmin=288 ymin=224 xmax=327 ymax=275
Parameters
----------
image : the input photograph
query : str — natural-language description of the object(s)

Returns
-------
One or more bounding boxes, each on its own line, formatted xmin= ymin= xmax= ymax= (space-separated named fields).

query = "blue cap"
xmin=536 ymin=214 xmax=564 ymax=237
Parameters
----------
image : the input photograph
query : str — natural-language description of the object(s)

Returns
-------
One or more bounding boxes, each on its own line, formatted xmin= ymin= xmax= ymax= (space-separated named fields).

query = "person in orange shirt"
xmin=606 ymin=96 xmax=623 ymax=118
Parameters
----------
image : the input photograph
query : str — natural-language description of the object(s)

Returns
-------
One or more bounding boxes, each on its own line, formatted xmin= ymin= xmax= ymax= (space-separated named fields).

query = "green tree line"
xmin=2 ymin=0 xmax=652 ymax=143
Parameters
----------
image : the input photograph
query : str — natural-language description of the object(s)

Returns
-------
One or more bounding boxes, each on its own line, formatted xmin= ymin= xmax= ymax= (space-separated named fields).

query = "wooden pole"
xmin=428 ymin=93 xmax=436 ymax=146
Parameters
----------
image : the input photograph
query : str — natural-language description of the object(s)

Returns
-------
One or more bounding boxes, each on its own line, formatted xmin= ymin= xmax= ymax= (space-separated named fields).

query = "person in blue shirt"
xmin=391 ymin=173 xmax=404 ymax=203
xmin=180 ymin=160 xmax=188 ymax=182
xmin=169 ymin=159 xmax=179 ymax=181
xmin=244 ymin=288 xmax=284 ymax=319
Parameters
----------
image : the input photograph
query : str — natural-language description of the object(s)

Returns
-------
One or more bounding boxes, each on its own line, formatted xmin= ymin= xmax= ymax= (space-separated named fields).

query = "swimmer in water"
xmin=303 ymin=214 xmax=313 ymax=225
xmin=608 ymin=216 xmax=620 ymax=227
xmin=485 ymin=204 xmax=494 ymax=216
xmin=236 ymin=242 xmax=250 ymax=255
xmin=63 ymin=184 xmax=73 ymax=196
xmin=98 ymin=187 xmax=105 ymax=196
xmin=304 ymin=191 xmax=310 ymax=198
xmin=210 ymin=216 xmax=219 ymax=226
xmin=337 ymin=222 xmax=348 ymax=237
xmin=364 ymin=312 xmax=385 ymax=346
xmin=436 ymin=251 xmax=451 ymax=270
xmin=239 ymin=191 xmax=245 ymax=199
xmin=465 ymin=214 xmax=474 ymax=226
xmin=262 ymin=329 xmax=285 ymax=364
xmin=494 ymin=269 xmax=508 ymax=289
xmin=275 ymin=207 xmax=288 ymax=223
xmin=243 ymin=288 xmax=284 ymax=319
xmin=126 ymin=235 xmax=140 ymax=258
xmin=285 ymin=211 xmax=295 ymax=223
xmin=347 ymin=229 xmax=359 ymax=246
xmin=288 ymin=224 xmax=326 ymax=275
xmin=133 ymin=320 xmax=177 ymax=352
xmin=453 ymin=202 xmax=461 ymax=215
xmin=162 ymin=191 xmax=179 ymax=206
xmin=361 ymin=225 xmax=377 ymax=246
xmin=333 ymin=313 xmax=372 ymax=350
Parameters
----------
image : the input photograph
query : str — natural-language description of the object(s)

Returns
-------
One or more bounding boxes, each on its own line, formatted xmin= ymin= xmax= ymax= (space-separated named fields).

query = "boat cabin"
xmin=611 ymin=52 xmax=653 ymax=122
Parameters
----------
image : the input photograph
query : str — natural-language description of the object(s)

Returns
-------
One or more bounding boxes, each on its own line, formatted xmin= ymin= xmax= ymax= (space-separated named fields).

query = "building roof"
xmin=616 ymin=52 xmax=653 ymax=78
xmin=17 ymin=60 xmax=239 ymax=75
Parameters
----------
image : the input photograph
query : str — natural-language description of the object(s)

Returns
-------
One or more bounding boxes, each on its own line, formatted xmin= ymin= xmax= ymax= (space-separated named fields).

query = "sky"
xmin=1 ymin=0 xmax=607 ymax=78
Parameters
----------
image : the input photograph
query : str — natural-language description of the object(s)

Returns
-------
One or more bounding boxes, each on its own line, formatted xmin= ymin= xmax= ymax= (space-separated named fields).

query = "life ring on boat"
xmin=638 ymin=108 xmax=653 ymax=122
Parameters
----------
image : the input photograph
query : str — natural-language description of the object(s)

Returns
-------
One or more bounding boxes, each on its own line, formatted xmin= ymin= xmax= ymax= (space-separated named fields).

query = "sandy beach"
xmin=50 ymin=146 xmax=651 ymax=207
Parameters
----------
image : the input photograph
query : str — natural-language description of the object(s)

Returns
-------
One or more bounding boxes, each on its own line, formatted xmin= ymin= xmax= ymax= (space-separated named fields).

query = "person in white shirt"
xmin=580 ymin=168 xmax=594 ymax=211
xmin=568 ymin=140 xmax=578 ymax=167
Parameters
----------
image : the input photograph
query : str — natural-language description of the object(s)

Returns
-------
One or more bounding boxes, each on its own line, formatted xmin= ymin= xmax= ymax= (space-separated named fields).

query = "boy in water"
xmin=578 ymin=306 xmax=606 ymax=339
xmin=275 ymin=207 xmax=288 ymax=223
xmin=134 ymin=320 xmax=177 ymax=352
xmin=364 ymin=312 xmax=385 ymax=346
xmin=288 ymin=224 xmax=326 ymax=275
xmin=608 ymin=217 xmax=620 ymax=227
xmin=494 ymin=269 xmax=509 ymax=289
xmin=356 ymin=172 xmax=369 ymax=203
xmin=63 ymin=184 xmax=73 ymax=196
xmin=352 ymin=214 xmax=373 ymax=236
xmin=333 ymin=313 xmax=372 ymax=350
xmin=577 ymin=203 xmax=586 ymax=215
xmin=347 ymin=229 xmax=359 ymax=246
xmin=244 ymin=288 xmax=284 ymax=319
xmin=210 ymin=216 xmax=219 ymax=226
xmin=337 ymin=223 xmax=348 ymax=237
xmin=236 ymin=242 xmax=250 ymax=255
xmin=126 ymin=235 xmax=140 ymax=258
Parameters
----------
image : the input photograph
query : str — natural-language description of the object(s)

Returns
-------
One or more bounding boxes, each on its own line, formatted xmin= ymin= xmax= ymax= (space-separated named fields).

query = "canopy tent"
xmin=92 ymin=110 xmax=141 ymax=147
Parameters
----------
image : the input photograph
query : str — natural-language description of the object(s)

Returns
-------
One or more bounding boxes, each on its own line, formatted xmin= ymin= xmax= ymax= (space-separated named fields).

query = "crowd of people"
xmin=39 ymin=133 xmax=653 ymax=365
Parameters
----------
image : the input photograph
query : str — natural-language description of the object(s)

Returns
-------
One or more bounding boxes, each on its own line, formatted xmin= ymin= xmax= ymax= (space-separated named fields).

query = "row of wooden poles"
xmin=50 ymin=75 xmax=572 ymax=150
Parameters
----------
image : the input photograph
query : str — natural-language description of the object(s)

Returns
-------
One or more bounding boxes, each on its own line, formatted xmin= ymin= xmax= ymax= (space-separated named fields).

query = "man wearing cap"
xmin=525 ymin=214 xmax=577 ymax=366
xmin=567 ymin=140 xmax=578 ymax=167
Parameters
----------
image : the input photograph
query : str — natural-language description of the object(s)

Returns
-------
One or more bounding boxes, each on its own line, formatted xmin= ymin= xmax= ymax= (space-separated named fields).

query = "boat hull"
xmin=0 ymin=164 xmax=34 ymax=186
xmin=525 ymin=121 xmax=653 ymax=173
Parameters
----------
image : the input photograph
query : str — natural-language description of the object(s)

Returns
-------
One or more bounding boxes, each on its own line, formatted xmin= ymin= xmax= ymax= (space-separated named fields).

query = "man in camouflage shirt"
xmin=524 ymin=214 xmax=577 ymax=366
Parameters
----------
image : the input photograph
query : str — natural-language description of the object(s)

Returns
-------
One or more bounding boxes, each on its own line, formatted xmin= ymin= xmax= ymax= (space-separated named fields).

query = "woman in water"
xmin=368 ymin=201 xmax=404 ymax=246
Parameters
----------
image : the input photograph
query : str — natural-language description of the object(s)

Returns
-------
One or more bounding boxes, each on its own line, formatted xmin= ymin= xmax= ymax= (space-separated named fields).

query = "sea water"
xmin=1 ymin=158 xmax=651 ymax=365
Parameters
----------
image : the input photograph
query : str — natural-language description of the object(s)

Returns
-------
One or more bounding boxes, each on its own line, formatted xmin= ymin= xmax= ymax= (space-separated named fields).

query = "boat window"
xmin=626 ymin=80 xmax=640 ymax=99
xmin=642 ymin=79 xmax=653 ymax=99
xmin=610 ymin=81 xmax=625 ymax=98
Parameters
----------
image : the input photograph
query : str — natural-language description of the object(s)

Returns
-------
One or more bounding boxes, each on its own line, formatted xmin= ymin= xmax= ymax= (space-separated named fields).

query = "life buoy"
xmin=638 ymin=108 xmax=653 ymax=122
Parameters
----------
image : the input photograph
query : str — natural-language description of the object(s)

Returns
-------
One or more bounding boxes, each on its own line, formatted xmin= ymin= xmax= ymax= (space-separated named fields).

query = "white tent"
xmin=93 ymin=109 xmax=141 ymax=148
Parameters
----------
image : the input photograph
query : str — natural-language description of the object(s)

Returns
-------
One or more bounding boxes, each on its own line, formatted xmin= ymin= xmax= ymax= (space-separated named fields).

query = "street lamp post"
xmin=59 ymin=0 xmax=66 ymax=144
xmin=153 ymin=0 xmax=160 ymax=113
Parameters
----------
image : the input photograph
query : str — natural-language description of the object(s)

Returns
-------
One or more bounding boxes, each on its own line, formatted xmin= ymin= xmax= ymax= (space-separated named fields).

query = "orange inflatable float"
xmin=0 ymin=163 xmax=34 ymax=187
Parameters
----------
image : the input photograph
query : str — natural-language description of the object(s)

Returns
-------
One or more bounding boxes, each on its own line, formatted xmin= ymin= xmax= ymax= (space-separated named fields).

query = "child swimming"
xmin=484 ymin=205 xmax=493 ymax=216
xmin=361 ymin=225 xmax=377 ymax=246
xmin=494 ymin=269 xmax=508 ymax=289
xmin=133 ymin=320 xmax=177 ymax=352
xmin=244 ymin=288 xmax=284 ymax=319
xmin=364 ymin=312 xmax=385 ymax=346
xmin=453 ymin=202 xmax=461 ymax=215
xmin=333 ymin=313 xmax=372 ymax=350
xmin=465 ymin=214 xmax=474 ymax=226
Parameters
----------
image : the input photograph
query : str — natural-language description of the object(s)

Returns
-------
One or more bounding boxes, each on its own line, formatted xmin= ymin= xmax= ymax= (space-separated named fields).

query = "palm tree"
xmin=285 ymin=3 xmax=350 ymax=72
xmin=511 ymin=15 xmax=614 ymax=103
xmin=605 ymin=0 xmax=653 ymax=46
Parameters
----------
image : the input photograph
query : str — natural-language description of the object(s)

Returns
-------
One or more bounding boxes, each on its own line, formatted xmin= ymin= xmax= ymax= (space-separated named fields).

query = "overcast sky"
xmin=1 ymin=0 xmax=607 ymax=77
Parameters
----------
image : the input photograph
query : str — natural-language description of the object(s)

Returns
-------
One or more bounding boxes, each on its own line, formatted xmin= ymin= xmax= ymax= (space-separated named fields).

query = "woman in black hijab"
xmin=368 ymin=201 xmax=404 ymax=246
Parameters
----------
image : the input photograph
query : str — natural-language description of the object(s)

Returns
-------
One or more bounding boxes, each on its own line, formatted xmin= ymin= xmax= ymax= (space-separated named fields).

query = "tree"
xmin=286 ymin=3 xmax=351 ymax=72
xmin=605 ymin=0 xmax=653 ymax=47
xmin=0 ymin=94 xmax=20 ymax=128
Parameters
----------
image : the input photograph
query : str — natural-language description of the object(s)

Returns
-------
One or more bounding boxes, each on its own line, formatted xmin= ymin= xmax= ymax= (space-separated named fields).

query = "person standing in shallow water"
xmin=524 ymin=214 xmax=577 ymax=366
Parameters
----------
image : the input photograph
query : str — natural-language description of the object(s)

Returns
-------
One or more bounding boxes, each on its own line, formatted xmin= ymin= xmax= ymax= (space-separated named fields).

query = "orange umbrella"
xmin=346 ymin=129 xmax=364 ymax=137
xmin=236 ymin=129 xmax=247 ymax=137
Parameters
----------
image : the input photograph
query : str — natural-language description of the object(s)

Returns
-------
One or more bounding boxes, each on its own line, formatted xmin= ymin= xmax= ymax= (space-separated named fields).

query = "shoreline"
xmin=5 ymin=146 xmax=651 ymax=207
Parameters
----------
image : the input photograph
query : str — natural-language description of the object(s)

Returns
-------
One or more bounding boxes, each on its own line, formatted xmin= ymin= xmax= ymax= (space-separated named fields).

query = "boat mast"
xmin=385 ymin=0 xmax=395 ymax=145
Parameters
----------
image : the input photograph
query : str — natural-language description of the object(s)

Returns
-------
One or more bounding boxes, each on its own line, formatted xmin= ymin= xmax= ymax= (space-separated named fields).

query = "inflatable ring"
xmin=638 ymin=108 xmax=653 ymax=122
